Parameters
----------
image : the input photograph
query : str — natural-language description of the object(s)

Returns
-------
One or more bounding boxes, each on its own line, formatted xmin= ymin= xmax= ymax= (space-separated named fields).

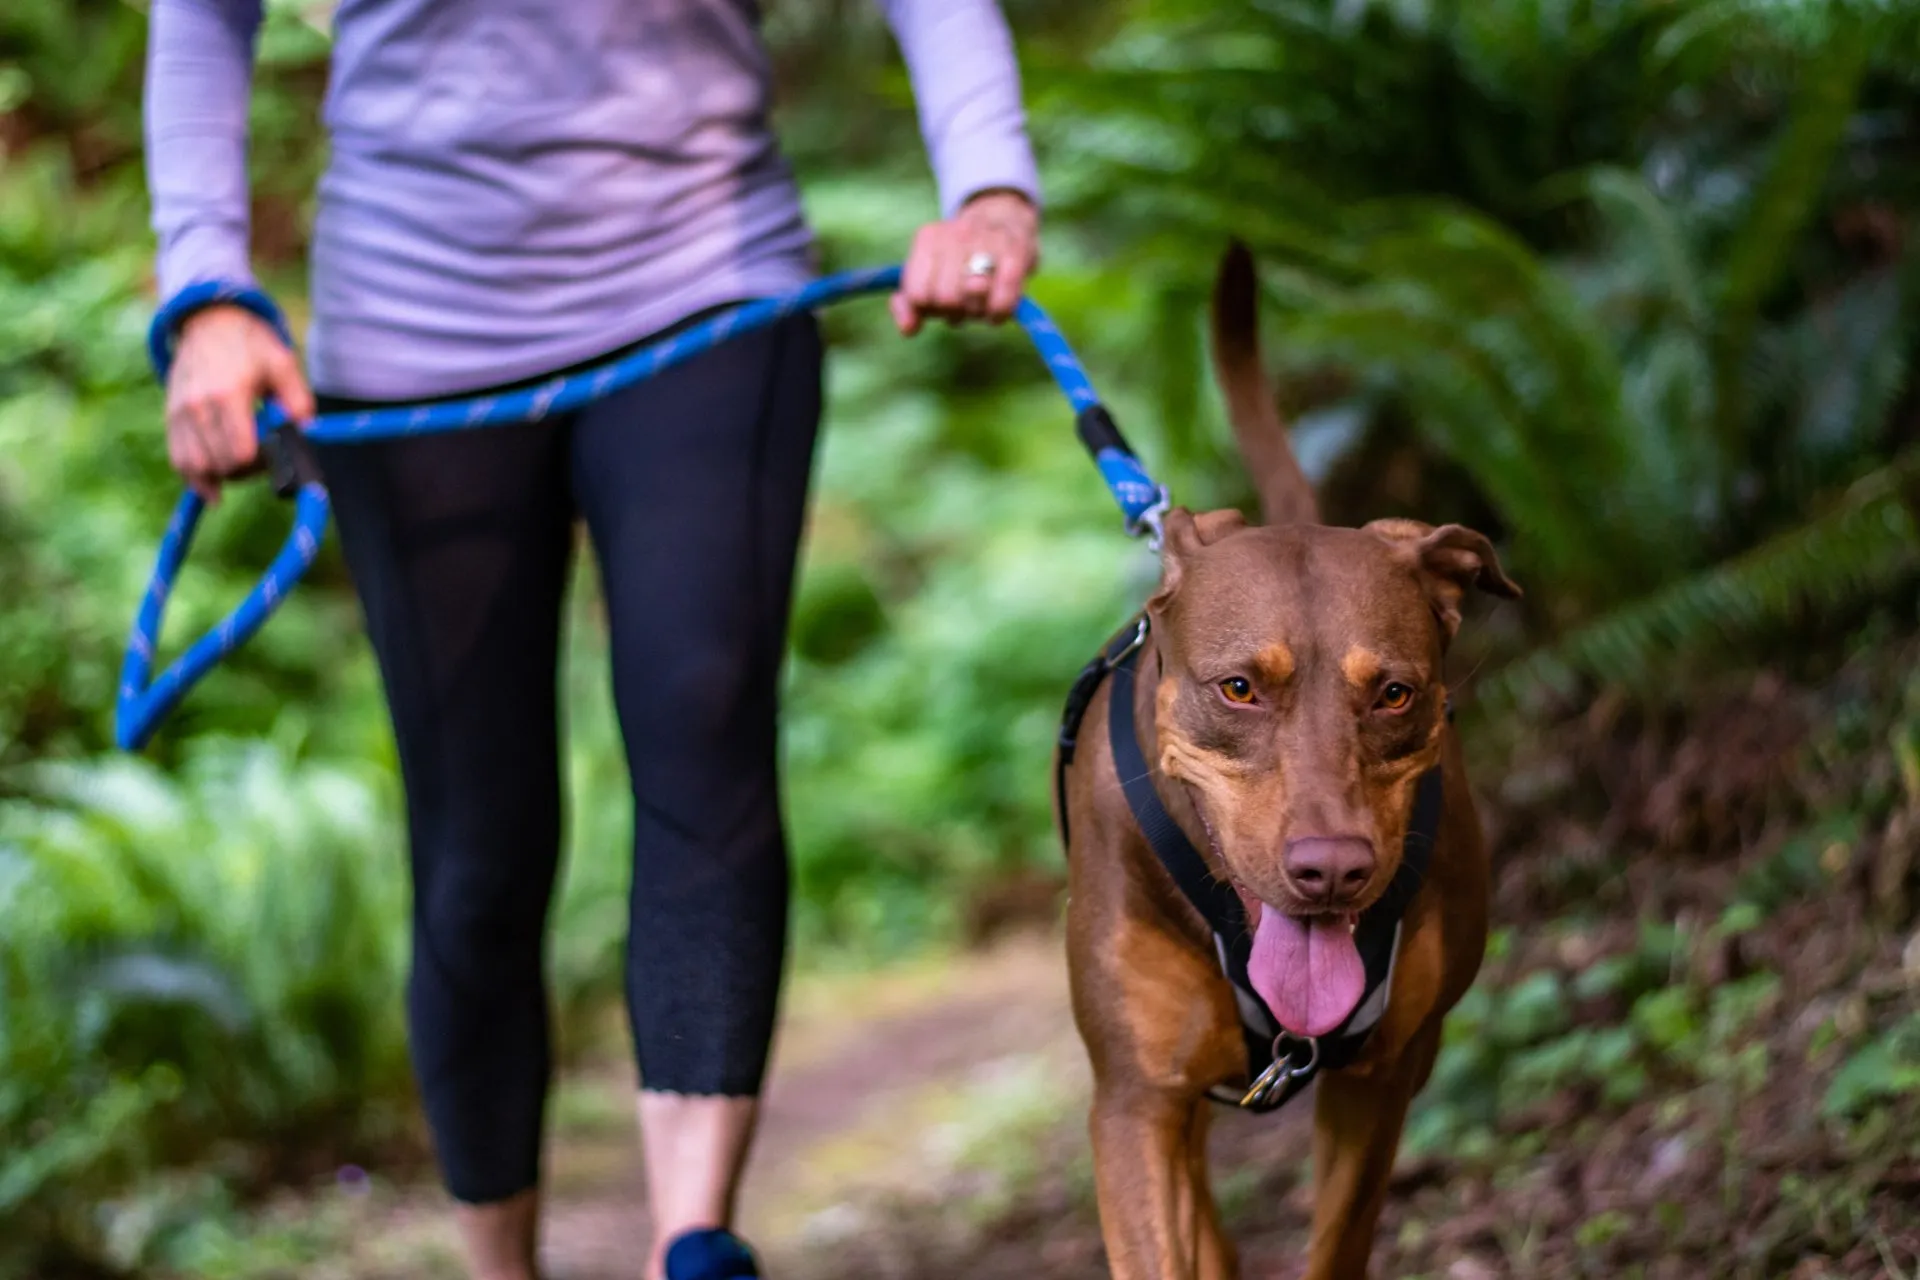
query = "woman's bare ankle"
xmin=637 ymin=1091 xmax=761 ymax=1278
xmin=455 ymin=1186 xmax=541 ymax=1280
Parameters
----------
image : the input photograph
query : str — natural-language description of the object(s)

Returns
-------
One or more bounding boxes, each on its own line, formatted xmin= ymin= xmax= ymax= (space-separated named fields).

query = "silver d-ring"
xmin=1274 ymin=1032 xmax=1321 ymax=1079
xmin=966 ymin=251 xmax=998 ymax=278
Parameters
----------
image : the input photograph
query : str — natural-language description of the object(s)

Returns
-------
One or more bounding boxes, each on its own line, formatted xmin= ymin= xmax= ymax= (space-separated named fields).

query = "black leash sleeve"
xmin=1074 ymin=404 xmax=1136 ymax=460
xmin=261 ymin=423 xmax=324 ymax=499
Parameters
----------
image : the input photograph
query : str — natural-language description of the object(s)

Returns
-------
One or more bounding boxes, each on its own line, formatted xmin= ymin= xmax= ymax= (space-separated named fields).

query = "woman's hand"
xmin=891 ymin=189 xmax=1039 ymax=336
xmin=165 ymin=304 xmax=314 ymax=503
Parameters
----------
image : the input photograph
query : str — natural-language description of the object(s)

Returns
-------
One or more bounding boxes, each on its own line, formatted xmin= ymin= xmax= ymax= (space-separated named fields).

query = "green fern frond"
xmin=1750 ymin=267 xmax=1912 ymax=504
xmin=1480 ymin=452 xmax=1920 ymax=712
xmin=1709 ymin=14 xmax=1871 ymax=460
xmin=1242 ymin=202 xmax=1686 ymax=595
xmin=1553 ymin=165 xmax=1708 ymax=332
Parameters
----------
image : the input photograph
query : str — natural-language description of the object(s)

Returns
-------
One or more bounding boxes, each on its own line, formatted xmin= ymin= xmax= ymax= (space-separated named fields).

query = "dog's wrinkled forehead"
xmin=1149 ymin=518 xmax=1442 ymax=669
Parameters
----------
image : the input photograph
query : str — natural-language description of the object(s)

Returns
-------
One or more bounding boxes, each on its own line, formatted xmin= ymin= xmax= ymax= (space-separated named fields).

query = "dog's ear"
xmin=1366 ymin=518 xmax=1522 ymax=640
xmin=1148 ymin=507 xmax=1249 ymax=614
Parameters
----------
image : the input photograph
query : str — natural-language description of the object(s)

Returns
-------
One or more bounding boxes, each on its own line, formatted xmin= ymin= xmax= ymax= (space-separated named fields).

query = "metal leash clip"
xmin=1137 ymin=495 xmax=1171 ymax=553
xmin=1110 ymin=613 xmax=1149 ymax=665
xmin=1241 ymin=1032 xmax=1320 ymax=1109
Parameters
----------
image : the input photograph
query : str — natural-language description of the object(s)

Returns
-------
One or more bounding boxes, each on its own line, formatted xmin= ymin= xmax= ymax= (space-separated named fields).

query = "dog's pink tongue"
xmin=1247 ymin=908 xmax=1365 ymax=1038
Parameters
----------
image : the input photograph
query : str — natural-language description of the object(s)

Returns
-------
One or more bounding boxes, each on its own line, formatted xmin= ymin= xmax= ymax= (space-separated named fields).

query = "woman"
xmin=142 ymin=4 xmax=1041 ymax=1278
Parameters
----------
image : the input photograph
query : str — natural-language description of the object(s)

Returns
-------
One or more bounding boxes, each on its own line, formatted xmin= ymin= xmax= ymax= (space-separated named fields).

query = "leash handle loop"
xmin=116 ymin=481 xmax=331 ymax=750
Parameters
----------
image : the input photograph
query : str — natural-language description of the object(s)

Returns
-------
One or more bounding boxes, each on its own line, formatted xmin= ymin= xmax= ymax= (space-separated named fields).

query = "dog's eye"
xmin=1219 ymin=677 xmax=1257 ymax=705
xmin=1378 ymin=682 xmax=1415 ymax=712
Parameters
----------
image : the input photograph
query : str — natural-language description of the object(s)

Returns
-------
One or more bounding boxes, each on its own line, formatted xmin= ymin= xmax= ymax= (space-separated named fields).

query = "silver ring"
xmin=966 ymin=251 xmax=998 ymax=279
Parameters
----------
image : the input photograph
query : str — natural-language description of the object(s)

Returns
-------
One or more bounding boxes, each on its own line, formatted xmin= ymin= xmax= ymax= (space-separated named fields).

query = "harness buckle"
xmin=1240 ymin=1032 xmax=1320 ymax=1109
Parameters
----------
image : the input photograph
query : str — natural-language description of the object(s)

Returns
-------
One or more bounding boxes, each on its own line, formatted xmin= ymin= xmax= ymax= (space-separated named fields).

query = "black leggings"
xmin=315 ymin=312 xmax=823 ymax=1205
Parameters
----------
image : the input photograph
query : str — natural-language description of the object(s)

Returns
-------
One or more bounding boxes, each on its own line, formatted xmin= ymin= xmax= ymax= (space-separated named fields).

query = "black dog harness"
xmin=1056 ymin=614 xmax=1444 ymax=1113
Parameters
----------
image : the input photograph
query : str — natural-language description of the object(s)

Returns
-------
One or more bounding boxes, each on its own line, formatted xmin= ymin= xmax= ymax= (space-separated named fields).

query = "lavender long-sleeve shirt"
xmin=144 ymin=0 xmax=1040 ymax=400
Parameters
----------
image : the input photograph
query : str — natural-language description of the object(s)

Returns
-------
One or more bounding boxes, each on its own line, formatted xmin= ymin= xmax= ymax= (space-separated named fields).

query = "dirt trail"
xmin=269 ymin=929 xmax=1315 ymax=1280
xmin=537 ymin=931 xmax=1089 ymax=1279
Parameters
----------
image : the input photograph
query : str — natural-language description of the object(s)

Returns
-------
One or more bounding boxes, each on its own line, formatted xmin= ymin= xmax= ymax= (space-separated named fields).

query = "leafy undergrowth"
xmin=778 ymin=621 xmax=1920 ymax=1280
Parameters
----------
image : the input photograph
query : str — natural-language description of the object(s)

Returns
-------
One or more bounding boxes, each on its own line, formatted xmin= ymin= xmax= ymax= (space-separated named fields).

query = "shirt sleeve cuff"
xmin=935 ymin=143 xmax=1043 ymax=221
xmin=155 ymin=221 xmax=258 ymax=301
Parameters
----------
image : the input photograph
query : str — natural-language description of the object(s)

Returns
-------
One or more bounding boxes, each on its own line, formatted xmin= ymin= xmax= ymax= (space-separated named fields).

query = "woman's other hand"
xmin=891 ymin=189 xmax=1038 ymax=336
xmin=165 ymin=304 xmax=314 ymax=503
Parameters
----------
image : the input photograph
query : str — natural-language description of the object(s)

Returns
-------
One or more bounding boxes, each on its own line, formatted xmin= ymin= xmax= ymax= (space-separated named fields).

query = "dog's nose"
xmin=1283 ymin=836 xmax=1376 ymax=905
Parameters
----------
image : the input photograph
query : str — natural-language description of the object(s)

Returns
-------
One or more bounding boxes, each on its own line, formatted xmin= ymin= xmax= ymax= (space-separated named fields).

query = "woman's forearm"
xmin=875 ymin=0 xmax=1042 ymax=218
xmin=144 ymin=0 xmax=266 ymax=298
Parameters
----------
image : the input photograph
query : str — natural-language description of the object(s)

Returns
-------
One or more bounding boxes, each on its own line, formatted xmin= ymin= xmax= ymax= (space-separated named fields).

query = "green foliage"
xmin=1707 ymin=11 xmax=1871 ymax=461
xmin=0 ymin=0 xmax=147 ymax=144
xmin=1406 ymin=912 xmax=1790 ymax=1160
xmin=1483 ymin=452 xmax=1920 ymax=708
xmin=1404 ymin=645 xmax=1918 ymax=1232
xmin=0 ymin=743 xmax=409 ymax=1267
xmin=0 ymin=726 xmax=645 ymax=1269
xmin=1039 ymin=0 xmax=1920 ymax=646
xmin=1822 ymin=1013 xmax=1920 ymax=1120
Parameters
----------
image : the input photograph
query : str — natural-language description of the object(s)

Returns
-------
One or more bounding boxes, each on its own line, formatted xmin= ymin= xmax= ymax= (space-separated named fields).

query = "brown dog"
xmin=1057 ymin=243 xmax=1519 ymax=1280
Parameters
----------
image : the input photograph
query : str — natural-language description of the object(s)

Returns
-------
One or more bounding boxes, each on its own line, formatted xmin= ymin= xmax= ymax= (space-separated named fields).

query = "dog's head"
xmin=1145 ymin=506 xmax=1519 ymax=1036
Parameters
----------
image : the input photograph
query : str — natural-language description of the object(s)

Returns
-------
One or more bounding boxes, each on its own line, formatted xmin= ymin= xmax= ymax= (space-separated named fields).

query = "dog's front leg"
xmin=1183 ymin=1099 xmax=1236 ymax=1280
xmin=1299 ymin=1026 xmax=1441 ymax=1280
xmin=1090 ymin=1084 xmax=1234 ymax=1280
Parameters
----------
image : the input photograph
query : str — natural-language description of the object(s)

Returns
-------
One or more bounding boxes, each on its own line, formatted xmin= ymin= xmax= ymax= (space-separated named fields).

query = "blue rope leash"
xmin=118 ymin=264 xmax=1169 ymax=750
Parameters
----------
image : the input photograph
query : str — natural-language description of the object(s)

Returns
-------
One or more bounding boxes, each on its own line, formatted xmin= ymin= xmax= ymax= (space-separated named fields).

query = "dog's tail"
xmin=1210 ymin=241 xmax=1320 ymax=526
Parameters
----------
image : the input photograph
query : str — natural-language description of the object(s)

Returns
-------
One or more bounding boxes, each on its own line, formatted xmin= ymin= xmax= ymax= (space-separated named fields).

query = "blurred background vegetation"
xmin=2 ymin=0 xmax=1918 ymax=1275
